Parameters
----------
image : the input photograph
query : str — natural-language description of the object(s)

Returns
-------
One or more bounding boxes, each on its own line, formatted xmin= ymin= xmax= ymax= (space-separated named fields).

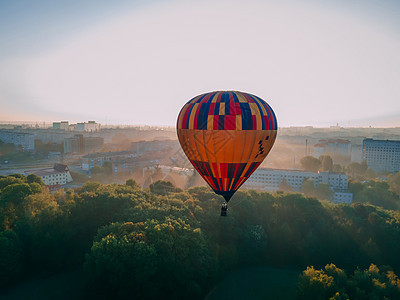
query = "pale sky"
xmin=1 ymin=0 xmax=399 ymax=127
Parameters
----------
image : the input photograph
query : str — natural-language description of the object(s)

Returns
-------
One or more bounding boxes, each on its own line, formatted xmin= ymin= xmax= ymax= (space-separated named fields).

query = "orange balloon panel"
xmin=176 ymin=91 xmax=277 ymax=202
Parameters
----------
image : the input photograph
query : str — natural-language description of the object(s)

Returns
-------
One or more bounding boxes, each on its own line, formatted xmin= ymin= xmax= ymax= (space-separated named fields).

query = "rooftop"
xmin=25 ymin=163 xmax=69 ymax=177
xmin=83 ymin=151 xmax=134 ymax=159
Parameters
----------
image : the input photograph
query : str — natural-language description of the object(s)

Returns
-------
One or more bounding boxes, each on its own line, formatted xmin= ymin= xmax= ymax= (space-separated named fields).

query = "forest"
xmin=1 ymin=174 xmax=400 ymax=299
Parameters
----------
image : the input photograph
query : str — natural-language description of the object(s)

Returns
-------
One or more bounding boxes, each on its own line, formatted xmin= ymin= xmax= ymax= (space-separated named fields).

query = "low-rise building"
xmin=53 ymin=121 xmax=69 ymax=130
xmin=52 ymin=120 xmax=100 ymax=132
xmin=243 ymin=168 xmax=351 ymax=203
xmin=33 ymin=129 xmax=74 ymax=144
xmin=81 ymin=150 xmax=160 ymax=173
xmin=64 ymin=134 xmax=104 ymax=154
xmin=64 ymin=134 xmax=84 ymax=154
xmin=84 ymin=137 xmax=104 ymax=153
xmin=112 ymin=158 xmax=159 ymax=173
xmin=82 ymin=151 xmax=136 ymax=170
xmin=77 ymin=121 xmax=101 ymax=132
xmin=0 ymin=130 xmax=35 ymax=151
xmin=333 ymin=192 xmax=353 ymax=204
xmin=25 ymin=163 xmax=73 ymax=190
xmin=131 ymin=139 xmax=179 ymax=155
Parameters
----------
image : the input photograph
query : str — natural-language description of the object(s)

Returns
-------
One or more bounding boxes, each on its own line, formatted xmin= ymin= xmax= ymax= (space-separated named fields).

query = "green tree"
xmin=319 ymin=155 xmax=333 ymax=172
xmin=0 ymin=230 xmax=23 ymax=286
xmin=346 ymin=160 xmax=371 ymax=179
xmin=1 ymin=174 xmax=400 ymax=298
xmin=348 ymin=264 xmax=400 ymax=299
xmin=25 ymin=203 xmax=74 ymax=271
xmin=29 ymin=182 xmax=44 ymax=194
xmin=24 ymin=189 xmax=58 ymax=219
xmin=388 ymin=171 xmax=400 ymax=197
xmin=278 ymin=178 xmax=293 ymax=192
xmin=149 ymin=180 xmax=183 ymax=195
xmin=27 ymin=174 xmax=45 ymax=186
xmin=324 ymin=263 xmax=348 ymax=293
xmin=315 ymin=183 xmax=333 ymax=201
xmin=300 ymin=156 xmax=321 ymax=172
xmin=301 ymin=178 xmax=316 ymax=197
xmin=297 ymin=264 xmax=400 ymax=300
xmin=125 ymin=178 xmax=140 ymax=189
xmin=1 ymin=183 xmax=33 ymax=206
xmin=0 ymin=176 xmax=24 ymax=190
xmin=349 ymin=180 xmax=400 ymax=210
xmin=85 ymin=218 xmax=214 ymax=299
xmin=332 ymin=164 xmax=343 ymax=173
xmin=297 ymin=266 xmax=336 ymax=299
xmin=8 ymin=174 xmax=27 ymax=180
xmin=81 ymin=181 xmax=101 ymax=193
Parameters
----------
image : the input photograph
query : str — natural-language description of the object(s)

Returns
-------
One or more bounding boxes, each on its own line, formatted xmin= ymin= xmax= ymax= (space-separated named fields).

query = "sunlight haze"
xmin=1 ymin=0 xmax=399 ymax=127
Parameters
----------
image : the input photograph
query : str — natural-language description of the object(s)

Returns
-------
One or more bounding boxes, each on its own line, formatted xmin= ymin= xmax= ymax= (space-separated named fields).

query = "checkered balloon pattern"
xmin=177 ymin=91 xmax=277 ymax=202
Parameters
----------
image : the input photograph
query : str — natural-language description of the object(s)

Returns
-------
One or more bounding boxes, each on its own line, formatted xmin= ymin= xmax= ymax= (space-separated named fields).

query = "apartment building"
xmin=243 ymin=168 xmax=352 ymax=203
xmin=0 ymin=130 xmax=35 ymax=151
xmin=363 ymin=138 xmax=400 ymax=172
xmin=25 ymin=163 xmax=73 ymax=190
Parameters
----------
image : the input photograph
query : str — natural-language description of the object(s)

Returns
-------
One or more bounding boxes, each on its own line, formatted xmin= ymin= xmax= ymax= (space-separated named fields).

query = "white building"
xmin=53 ymin=121 xmax=69 ymax=130
xmin=333 ymin=192 xmax=353 ymax=204
xmin=81 ymin=151 xmax=136 ymax=170
xmin=0 ymin=130 xmax=35 ymax=151
xmin=25 ymin=163 xmax=73 ymax=189
xmin=33 ymin=130 xmax=74 ymax=144
xmin=64 ymin=134 xmax=104 ymax=154
xmin=363 ymin=138 xmax=400 ymax=173
xmin=77 ymin=121 xmax=101 ymax=132
xmin=244 ymin=168 xmax=349 ymax=194
xmin=318 ymin=171 xmax=349 ymax=191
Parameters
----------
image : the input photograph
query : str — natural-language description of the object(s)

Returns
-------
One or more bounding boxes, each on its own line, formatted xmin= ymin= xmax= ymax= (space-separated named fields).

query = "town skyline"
xmin=2 ymin=1 xmax=400 ymax=298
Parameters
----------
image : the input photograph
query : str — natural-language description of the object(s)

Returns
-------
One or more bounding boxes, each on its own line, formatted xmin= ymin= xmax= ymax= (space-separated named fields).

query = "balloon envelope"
xmin=176 ymin=91 xmax=277 ymax=202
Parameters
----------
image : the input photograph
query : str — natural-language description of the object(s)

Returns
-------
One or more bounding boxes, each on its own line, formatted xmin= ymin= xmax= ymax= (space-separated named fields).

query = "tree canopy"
xmin=1 ymin=175 xmax=400 ymax=298
xmin=297 ymin=263 xmax=400 ymax=299
xmin=300 ymin=156 xmax=321 ymax=172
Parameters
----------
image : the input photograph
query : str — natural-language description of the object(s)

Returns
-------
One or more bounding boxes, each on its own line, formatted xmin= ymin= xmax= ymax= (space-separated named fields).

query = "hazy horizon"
xmin=2 ymin=120 xmax=400 ymax=130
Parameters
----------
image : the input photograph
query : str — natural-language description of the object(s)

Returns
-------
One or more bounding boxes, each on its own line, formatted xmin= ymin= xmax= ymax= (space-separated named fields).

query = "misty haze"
xmin=1 ymin=0 xmax=400 ymax=299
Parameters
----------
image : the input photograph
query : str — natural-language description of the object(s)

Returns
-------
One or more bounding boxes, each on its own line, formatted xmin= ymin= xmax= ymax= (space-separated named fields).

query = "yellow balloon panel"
xmin=177 ymin=129 xmax=277 ymax=164
xmin=176 ymin=91 xmax=278 ymax=201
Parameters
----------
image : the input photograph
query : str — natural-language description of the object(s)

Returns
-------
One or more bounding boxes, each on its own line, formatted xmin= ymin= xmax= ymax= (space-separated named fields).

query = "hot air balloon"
xmin=176 ymin=91 xmax=277 ymax=214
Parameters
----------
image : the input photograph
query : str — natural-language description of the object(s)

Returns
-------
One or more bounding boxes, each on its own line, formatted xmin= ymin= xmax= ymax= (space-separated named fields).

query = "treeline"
xmin=298 ymin=177 xmax=400 ymax=210
xmin=1 ymin=175 xmax=400 ymax=298
xmin=300 ymin=155 xmax=378 ymax=180
xmin=298 ymin=263 xmax=400 ymax=299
